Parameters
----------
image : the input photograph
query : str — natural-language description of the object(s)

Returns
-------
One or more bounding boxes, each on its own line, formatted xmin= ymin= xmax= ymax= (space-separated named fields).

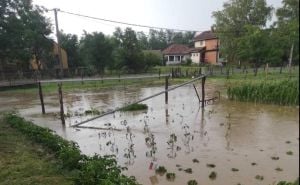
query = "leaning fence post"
xmin=58 ymin=82 xmax=65 ymax=125
xmin=38 ymin=82 xmax=45 ymax=114
xmin=165 ymin=76 xmax=169 ymax=104
xmin=193 ymin=84 xmax=201 ymax=103
xmin=201 ymin=76 xmax=206 ymax=108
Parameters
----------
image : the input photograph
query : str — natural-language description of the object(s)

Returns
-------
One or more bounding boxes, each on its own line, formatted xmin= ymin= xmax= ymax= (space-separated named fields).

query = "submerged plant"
xmin=187 ymin=180 xmax=198 ymax=185
xmin=121 ymin=103 xmax=148 ymax=111
xmin=155 ymin=166 xmax=167 ymax=176
xmin=209 ymin=171 xmax=217 ymax=180
xmin=255 ymin=175 xmax=264 ymax=181
xmin=166 ymin=173 xmax=176 ymax=181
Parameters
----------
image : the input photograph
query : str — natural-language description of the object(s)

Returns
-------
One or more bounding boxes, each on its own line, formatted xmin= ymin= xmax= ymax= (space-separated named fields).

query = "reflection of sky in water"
xmin=0 ymin=83 xmax=298 ymax=185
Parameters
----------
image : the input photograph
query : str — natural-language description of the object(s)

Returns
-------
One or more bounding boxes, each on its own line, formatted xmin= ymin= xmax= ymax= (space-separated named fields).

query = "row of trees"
xmin=213 ymin=0 xmax=299 ymax=70
xmin=1 ymin=0 xmax=298 ymax=76
xmin=0 ymin=0 xmax=52 ymax=74
xmin=61 ymin=28 xmax=196 ymax=73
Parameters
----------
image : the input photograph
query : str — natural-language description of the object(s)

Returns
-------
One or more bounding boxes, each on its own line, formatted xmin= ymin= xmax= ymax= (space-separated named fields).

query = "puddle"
xmin=0 ymin=82 xmax=298 ymax=185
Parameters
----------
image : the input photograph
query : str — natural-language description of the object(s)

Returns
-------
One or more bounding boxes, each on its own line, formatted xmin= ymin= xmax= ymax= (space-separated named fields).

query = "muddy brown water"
xmin=0 ymin=82 xmax=298 ymax=185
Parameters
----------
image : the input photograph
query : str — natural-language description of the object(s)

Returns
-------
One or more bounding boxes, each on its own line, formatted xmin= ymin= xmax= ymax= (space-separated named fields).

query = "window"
xmin=169 ymin=56 xmax=174 ymax=61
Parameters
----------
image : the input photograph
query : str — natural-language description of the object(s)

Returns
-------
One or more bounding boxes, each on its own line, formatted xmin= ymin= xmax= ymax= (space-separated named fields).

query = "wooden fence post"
xmin=201 ymin=76 xmax=206 ymax=108
xmin=193 ymin=84 xmax=201 ymax=103
xmin=38 ymin=82 xmax=45 ymax=114
xmin=58 ymin=82 xmax=65 ymax=125
xmin=159 ymin=69 xmax=161 ymax=79
xmin=165 ymin=76 xmax=169 ymax=104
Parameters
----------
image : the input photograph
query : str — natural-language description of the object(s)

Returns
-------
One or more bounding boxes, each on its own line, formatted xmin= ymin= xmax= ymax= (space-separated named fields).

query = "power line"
xmin=58 ymin=9 xmax=202 ymax=33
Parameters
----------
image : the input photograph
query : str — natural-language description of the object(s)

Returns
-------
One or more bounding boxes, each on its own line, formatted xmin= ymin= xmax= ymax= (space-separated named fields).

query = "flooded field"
xmin=0 ymin=81 xmax=298 ymax=185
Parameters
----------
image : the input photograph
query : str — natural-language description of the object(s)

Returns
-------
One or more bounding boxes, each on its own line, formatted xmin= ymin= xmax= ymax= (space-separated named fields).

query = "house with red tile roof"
xmin=162 ymin=44 xmax=190 ymax=65
xmin=162 ymin=31 xmax=224 ymax=65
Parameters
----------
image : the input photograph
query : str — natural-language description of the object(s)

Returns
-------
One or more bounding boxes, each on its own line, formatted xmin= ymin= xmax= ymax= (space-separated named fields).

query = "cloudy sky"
xmin=33 ymin=0 xmax=283 ymax=38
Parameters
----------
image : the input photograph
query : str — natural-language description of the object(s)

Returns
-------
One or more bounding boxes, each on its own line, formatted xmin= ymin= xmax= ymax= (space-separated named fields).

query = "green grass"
xmin=0 ymin=116 xmax=73 ymax=185
xmin=121 ymin=103 xmax=148 ymax=111
xmin=2 ymin=113 xmax=139 ymax=185
xmin=227 ymin=79 xmax=299 ymax=106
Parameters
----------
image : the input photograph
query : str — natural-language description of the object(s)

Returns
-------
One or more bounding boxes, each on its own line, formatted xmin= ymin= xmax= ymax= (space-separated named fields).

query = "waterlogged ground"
xmin=0 ymin=81 xmax=298 ymax=185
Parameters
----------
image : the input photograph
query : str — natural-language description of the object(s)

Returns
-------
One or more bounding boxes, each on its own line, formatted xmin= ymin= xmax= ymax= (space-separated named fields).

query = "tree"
xmin=0 ymin=0 xmax=53 ymax=79
xmin=276 ymin=0 xmax=299 ymax=66
xmin=237 ymin=25 xmax=271 ymax=75
xmin=120 ymin=28 xmax=145 ymax=72
xmin=212 ymin=0 xmax=273 ymax=65
xmin=80 ymin=32 xmax=114 ymax=74
xmin=60 ymin=32 xmax=81 ymax=68
xmin=137 ymin=31 xmax=149 ymax=50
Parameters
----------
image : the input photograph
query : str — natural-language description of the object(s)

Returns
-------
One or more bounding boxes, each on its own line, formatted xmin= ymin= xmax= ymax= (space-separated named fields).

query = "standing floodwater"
xmin=0 ymin=82 xmax=298 ymax=185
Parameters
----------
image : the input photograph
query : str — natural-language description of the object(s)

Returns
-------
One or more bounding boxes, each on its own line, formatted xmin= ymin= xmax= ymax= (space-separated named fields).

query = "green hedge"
xmin=227 ymin=79 xmax=299 ymax=106
xmin=4 ymin=114 xmax=138 ymax=185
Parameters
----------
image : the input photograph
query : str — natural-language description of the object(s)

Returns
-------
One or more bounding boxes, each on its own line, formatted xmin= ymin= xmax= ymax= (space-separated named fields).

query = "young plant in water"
xmin=187 ymin=180 xmax=198 ymax=185
xmin=209 ymin=171 xmax=217 ymax=180
xmin=166 ymin=172 xmax=176 ymax=181
xmin=155 ymin=166 xmax=167 ymax=176
xmin=167 ymin=133 xmax=178 ymax=158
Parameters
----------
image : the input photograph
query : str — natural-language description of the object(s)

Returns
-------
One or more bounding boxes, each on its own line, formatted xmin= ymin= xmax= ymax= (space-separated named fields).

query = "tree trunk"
xmin=288 ymin=43 xmax=294 ymax=74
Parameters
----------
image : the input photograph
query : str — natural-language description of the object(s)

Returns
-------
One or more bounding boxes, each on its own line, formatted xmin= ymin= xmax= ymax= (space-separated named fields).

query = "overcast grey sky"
xmin=33 ymin=0 xmax=283 ymax=38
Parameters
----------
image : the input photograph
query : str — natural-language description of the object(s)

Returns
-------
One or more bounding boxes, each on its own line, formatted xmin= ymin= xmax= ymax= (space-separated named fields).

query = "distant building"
xmin=162 ymin=44 xmax=190 ymax=65
xmin=30 ymin=42 xmax=68 ymax=70
xmin=162 ymin=30 xmax=224 ymax=65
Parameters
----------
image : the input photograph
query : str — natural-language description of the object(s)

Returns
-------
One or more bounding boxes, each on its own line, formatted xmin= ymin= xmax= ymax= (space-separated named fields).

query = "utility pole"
xmin=51 ymin=8 xmax=65 ymax=125
xmin=53 ymin=8 xmax=64 ymax=78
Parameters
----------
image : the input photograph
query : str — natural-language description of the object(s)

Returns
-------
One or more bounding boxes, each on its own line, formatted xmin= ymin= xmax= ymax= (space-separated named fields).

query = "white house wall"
xmin=191 ymin=52 xmax=200 ymax=64
xmin=195 ymin=41 xmax=205 ymax=48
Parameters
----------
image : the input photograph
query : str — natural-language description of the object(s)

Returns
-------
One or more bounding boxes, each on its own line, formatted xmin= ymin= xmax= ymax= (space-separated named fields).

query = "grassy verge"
xmin=2 ymin=113 xmax=139 ymax=185
xmin=0 ymin=116 xmax=73 ymax=185
xmin=121 ymin=103 xmax=148 ymax=111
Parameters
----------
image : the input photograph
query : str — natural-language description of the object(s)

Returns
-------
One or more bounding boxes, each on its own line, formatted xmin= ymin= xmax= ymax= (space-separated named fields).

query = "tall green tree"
xmin=120 ymin=28 xmax=145 ymax=72
xmin=275 ymin=0 xmax=299 ymax=66
xmin=60 ymin=32 xmax=81 ymax=68
xmin=212 ymin=0 xmax=273 ymax=65
xmin=0 ymin=0 xmax=52 ymax=72
xmin=80 ymin=32 xmax=114 ymax=74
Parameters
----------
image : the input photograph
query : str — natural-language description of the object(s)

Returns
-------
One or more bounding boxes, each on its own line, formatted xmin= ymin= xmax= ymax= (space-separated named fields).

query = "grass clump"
xmin=84 ymin=108 xmax=101 ymax=115
xmin=277 ymin=178 xmax=299 ymax=185
xmin=3 ymin=113 xmax=138 ymax=185
xmin=209 ymin=171 xmax=217 ymax=180
xmin=255 ymin=175 xmax=264 ymax=181
xmin=121 ymin=103 xmax=148 ymax=111
xmin=155 ymin=166 xmax=167 ymax=176
xmin=227 ymin=79 xmax=299 ymax=106
xmin=286 ymin=151 xmax=293 ymax=155
xmin=166 ymin=172 xmax=176 ymax=181
xmin=187 ymin=180 xmax=198 ymax=185
xmin=184 ymin=168 xmax=193 ymax=174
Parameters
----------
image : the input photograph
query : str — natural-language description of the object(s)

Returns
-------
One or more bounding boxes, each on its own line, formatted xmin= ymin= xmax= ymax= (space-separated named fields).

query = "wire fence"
xmin=0 ymin=65 xmax=298 ymax=88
